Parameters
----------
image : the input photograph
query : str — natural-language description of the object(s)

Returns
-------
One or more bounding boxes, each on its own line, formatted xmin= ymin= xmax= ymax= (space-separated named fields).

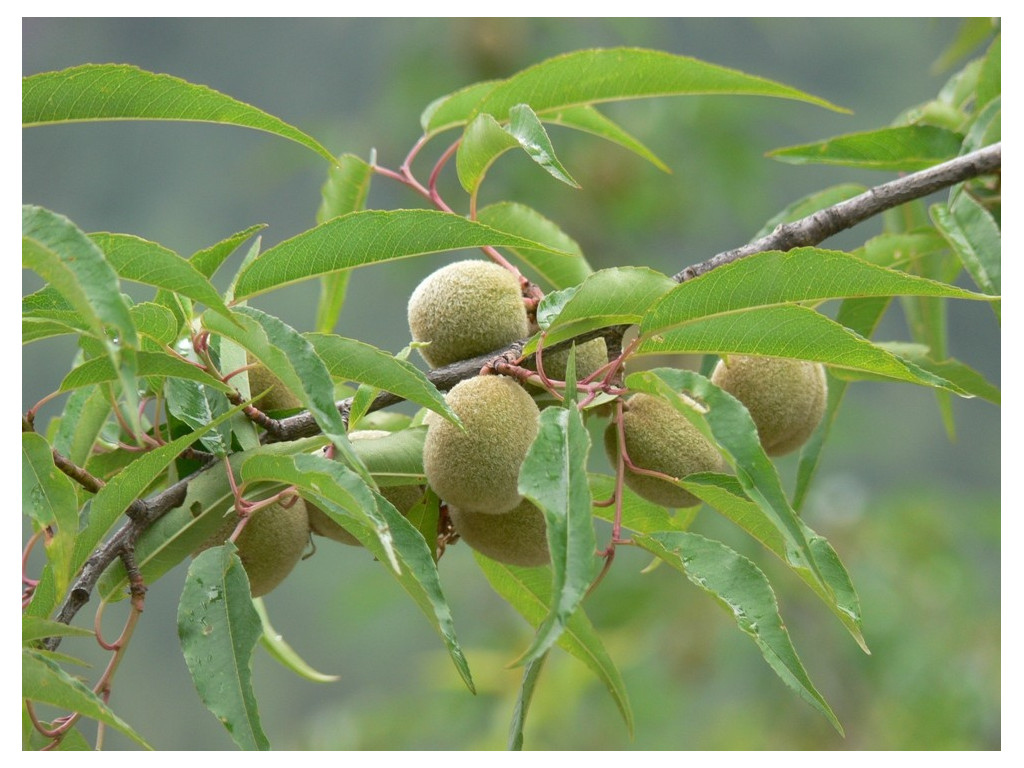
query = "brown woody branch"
xmin=41 ymin=143 xmax=1001 ymax=641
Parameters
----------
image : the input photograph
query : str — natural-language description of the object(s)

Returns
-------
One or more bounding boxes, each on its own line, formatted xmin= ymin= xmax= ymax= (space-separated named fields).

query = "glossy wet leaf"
xmin=177 ymin=544 xmax=269 ymax=751
xmin=24 ymin=63 xmax=335 ymax=163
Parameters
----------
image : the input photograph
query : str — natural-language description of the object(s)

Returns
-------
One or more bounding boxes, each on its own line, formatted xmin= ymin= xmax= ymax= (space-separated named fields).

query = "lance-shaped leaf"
xmin=634 ymin=531 xmax=842 ymax=734
xmin=932 ymin=197 xmax=1001 ymax=320
xmin=641 ymin=247 xmax=993 ymax=342
xmin=23 ymin=649 xmax=152 ymax=749
xmin=203 ymin=306 xmax=371 ymax=486
xmin=315 ymin=153 xmax=373 ymax=334
xmin=177 ymin=544 xmax=269 ymax=751
xmin=165 ymin=377 xmax=232 ymax=457
xmin=98 ymin=438 xmax=326 ymax=602
xmin=24 ymin=63 xmax=335 ymax=163
xmin=72 ymin=401 xmax=246 ymax=576
xmin=508 ymin=652 xmax=548 ymax=751
xmin=475 ymin=555 xmax=634 ymax=739
xmin=588 ymin=473 xmax=693 ymax=535
xmin=626 ymin=368 xmax=826 ymax=594
xmin=513 ymin=406 xmax=597 ymax=667
xmin=681 ymin=473 xmax=867 ymax=652
xmin=527 ymin=266 xmax=676 ymax=353
xmin=423 ymin=47 xmax=845 ymax=134
xmin=22 ymin=433 xmax=79 ymax=600
xmin=457 ymin=106 xmax=578 ymax=194
xmin=638 ymin=303 xmax=965 ymax=392
xmin=89 ymin=232 xmax=234 ymax=322
xmin=476 ymin=202 xmax=592 ymax=290
xmin=305 ymin=333 xmax=459 ymax=426
xmin=232 ymin=209 xmax=570 ymax=299
xmin=767 ymin=125 xmax=963 ymax=170
xmin=130 ymin=302 xmax=180 ymax=347
xmin=60 ymin=349 xmax=232 ymax=394
xmin=540 ymin=104 xmax=669 ymax=172
xmin=254 ymin=599 xmax=339 ymax=684
xmin=22 ymin=616 xmax=94 ymax=644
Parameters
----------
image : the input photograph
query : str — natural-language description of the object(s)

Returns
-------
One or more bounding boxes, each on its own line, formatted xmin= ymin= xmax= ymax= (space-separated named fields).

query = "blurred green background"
xmin=23 ymin=18 xmax=999 ymax=750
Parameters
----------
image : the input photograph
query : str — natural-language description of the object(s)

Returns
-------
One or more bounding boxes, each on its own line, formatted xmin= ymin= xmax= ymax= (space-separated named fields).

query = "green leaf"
xmin=130 ymin=302 xmax=180 ymax=347
xmin=507 ymin=104 xmax=579 ymax=187
xmin=424 ymin=47 xmax=845 ymax=134
xmin=634 ymin=531 xmax=842 ymax=734
xmin=457 ymin=112 xmax=521 ymax=193
xmin=72 ymin=401 xmax=246 ymax=577
xmin=24 ymin=63 xmax=335 ymax=163
xmin=203 ymin=306 xmax=372 ymax=486
xmin=638 ymin=304 xmax=964 ymax=392
xmin=22 ymin=433 xmax=79 ymax=599
xmin=177 ymin=544 xmax=269 ymax=751
xmin=932 ymin=198 xmax=1000 ymax=319
xmin=22 ymin=317 xmax=83 ymax=345
xmin=975 ymin=34 xmax=1001 ymax=111
xmin=22 ymin=617 xmax=94 ymax=644
xmin=931 ymin=19 xmax=996 ymax=74
xmin=475 ymin=555 xmax=634 ymax=739
xmin=514 ymin=406 xmax=597 ymax=666
xmin=681 ymin=473 xmax=867 ymax=652
xmin=97 ymin=438 xmax=325 ymax=602
xmin=315 ymin=153 xmax=373 ymax=333
xmin=588 ymin=473 xmax=692 ymax=535
xmin=60 ymin=349 xmax=232 ymax=394
xmin=233 ymin=209 xmax=570 ymax=299
xmin=254 ymin=599 xmax=339 ymax=683
xmin=508 ymin=653 xmax=548 ymax=751
xmin=88 ymin=232 xmax=234 ymax=322
xmin=23 ymin=649 xmax=152 ymax=749
xmin=306 ymin=333 xmax=459 ymax=426
xmin=191 ymin=225 xmax=267 ymax=281
xmin=528 ymin=266 xmax=676 ymax=353
xmin=626 ymin=368 xmax=825 ymax=595
xmin=768 ymin=125 xmax=963 ymax=170
xmin=540 ymin=104 xmax=670 ymax=172
xmin=22 ymin=206 xmax=137 ymax=348
xmin=752 ymin=184 xmax=867 ymax=240
xmin=476 ymin=202 xmax=592 ymax=290
xmin=164 ymin=378 xmax=232 ymax=457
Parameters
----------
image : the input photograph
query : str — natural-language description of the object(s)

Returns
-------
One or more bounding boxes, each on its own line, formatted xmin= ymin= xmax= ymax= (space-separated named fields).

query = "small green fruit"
xmin=423 ymin=375 xmax=540 ymax=515
xmin=711 ymin=355 xmax=827 ymax=456
xmin=530 ymin=338 xmax=609 ymax=381
xmin=449 ymin=499 xmax=549 ymax=567
xmin=247 ymin=354 xmax=302 ymax=413
xmin=307 ymin=431 xmax=424 ymax=546
xmin=195 ymin=497 xmax=310 ymax=597
xmin=604 ymin=392 xmax=725 ymax=509
xmin=407 ymin=260 xmax=529 ymax=368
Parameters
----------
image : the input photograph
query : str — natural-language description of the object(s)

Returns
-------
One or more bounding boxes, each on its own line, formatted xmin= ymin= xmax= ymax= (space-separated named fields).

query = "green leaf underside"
xmin=254 ymin=599 xmax=339 ymax=683
xmin=177 ymin=544 xmax=269 ymax=750
xmin=831 ymin=347 xmax=1000 ymax=404
xmin=587 ymin=474 xmax=691 ymax=535
xmin=636 ymin=303 xmax=966 ymax=392
xmin=23 ymin=64 xmax=335 ymax=163
xmin=23 ymin=650 xmax=151 ymax=748
xmin=191 ymin=225 xmax=267 ymax=281
xmin=768 ymin=125 xmax=964 ymax=170
xmin=475 ymin=202 xmax=592 ymax=290
xmin=514 ymin=406 xmax=597 ymax=667
xmin=88 ymin=232 xmax=234 ymax=321
xmin=60 ymin=350 xmax=232 ymax=393
xmin=635 ymin=531 xmax=842 ymax=734
xmin=424 ymin=47 xmax=846 ymax=134
xmin=474 ymin=555 xmax=634 ymax=739
xmin=626 ymin=368 xmax=827 ymax=599
xmin=165 ymin=377 xmax=232 ymax=456
xmin=233 ymin=209 xmax=570 ymax=299
xmin=931 ymin=198 xmax=1001 ymax=318
xmin=528 ymin=266 xmax=677 ymax=353
xmin=72 ymin=402 xmax=245 ymax=577
xmin=305 ymin=333 xmax=458 ymax=426
xmin=681 ymin=473 xmax=867 ymax=652
xmin=22 ymin=433 xmax=79 ymax=600
xmin=98 ymin=438 xmax=326 ymax=601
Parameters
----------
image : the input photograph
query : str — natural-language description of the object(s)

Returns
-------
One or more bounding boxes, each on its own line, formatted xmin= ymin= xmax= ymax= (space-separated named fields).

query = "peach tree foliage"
xmin=21 ymin=37 xmax=1000 ymax=750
